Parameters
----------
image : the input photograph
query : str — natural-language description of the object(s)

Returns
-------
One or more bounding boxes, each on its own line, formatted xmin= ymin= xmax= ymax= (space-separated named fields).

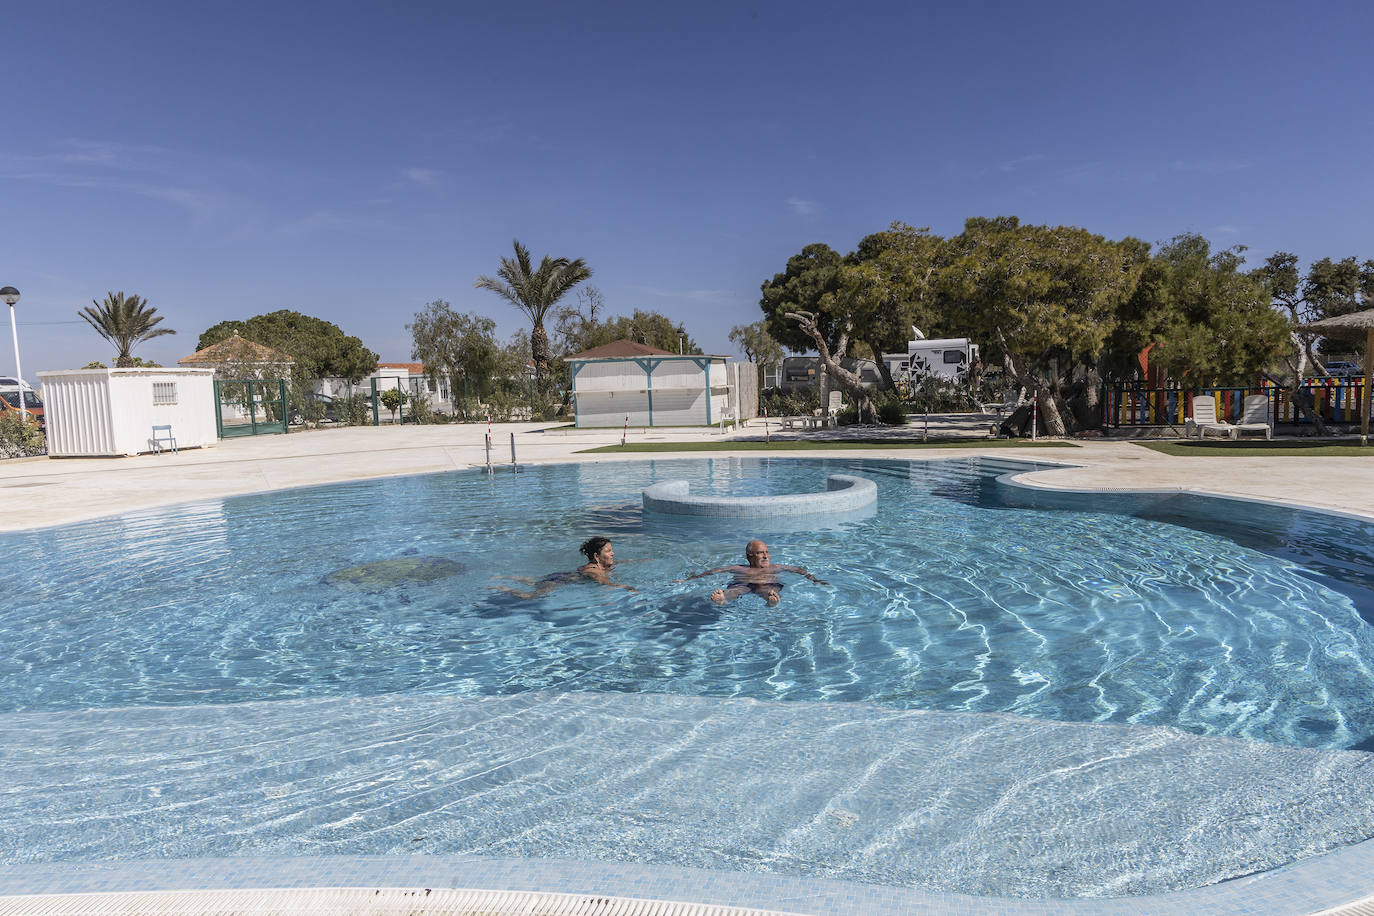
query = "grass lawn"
xmin=1136 ymin=439 xmax=1374 ymax=457
xmin=576 ymin=438 xmax=1080 ymax=454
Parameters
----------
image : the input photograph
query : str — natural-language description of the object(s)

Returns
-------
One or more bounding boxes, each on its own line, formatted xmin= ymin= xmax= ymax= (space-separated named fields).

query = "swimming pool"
xmin=2 ymin=456 xmax=1373 ymax=898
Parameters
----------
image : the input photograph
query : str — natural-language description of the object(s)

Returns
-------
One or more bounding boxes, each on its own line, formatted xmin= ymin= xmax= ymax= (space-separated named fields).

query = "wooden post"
xmin=1363 ymin=328 xmax=1373 ymax=445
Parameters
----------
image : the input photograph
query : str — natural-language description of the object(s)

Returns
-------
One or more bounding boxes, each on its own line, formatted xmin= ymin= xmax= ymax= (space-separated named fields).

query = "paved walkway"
xmin=3 ymin=420 xmax=1374 ymax=531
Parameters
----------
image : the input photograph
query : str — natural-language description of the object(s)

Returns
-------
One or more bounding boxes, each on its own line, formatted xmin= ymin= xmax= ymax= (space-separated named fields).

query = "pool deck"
xmin=4 ymin=420 xmax=1374 ymax=915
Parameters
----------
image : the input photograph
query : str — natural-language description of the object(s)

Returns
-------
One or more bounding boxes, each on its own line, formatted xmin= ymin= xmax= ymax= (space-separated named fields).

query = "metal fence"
xmin=214 ymin=379 xmax=287 ymax=438
xmin=1105 ymin=379 xmax=1371 ymax=428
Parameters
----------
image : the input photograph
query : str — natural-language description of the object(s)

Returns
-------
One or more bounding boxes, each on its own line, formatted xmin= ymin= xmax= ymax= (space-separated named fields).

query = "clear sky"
xmin=2 ymin=0 xmax=1371 ymax=377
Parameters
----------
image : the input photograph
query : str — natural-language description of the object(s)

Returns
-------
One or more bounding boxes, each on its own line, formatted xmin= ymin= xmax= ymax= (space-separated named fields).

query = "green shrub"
xmin=343 ymin=394 xmax=373 ymax=426
xmin=408 ymin=392 xmax=435 ymax=424
xmin=760 ymin=388 xmax=820 ymax=418
xmin=302 ymin=398 xmax=326 ymax=425
xmin=904 ymin=376 xmax=979 ymax=413
xmin=0 ymin=413 xmax=46 ymax=459
xmin=876 ymin=401 xmax=908 ymax=425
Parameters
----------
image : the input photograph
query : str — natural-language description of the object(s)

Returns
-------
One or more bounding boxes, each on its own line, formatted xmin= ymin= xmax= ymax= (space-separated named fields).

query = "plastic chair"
xmin=151 ymin=424 xmax=178 ymax=454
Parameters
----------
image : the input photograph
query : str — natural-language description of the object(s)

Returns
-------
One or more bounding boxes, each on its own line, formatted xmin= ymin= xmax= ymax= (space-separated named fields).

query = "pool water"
xmin=3 ymin=456 xmax=1374 ymax=897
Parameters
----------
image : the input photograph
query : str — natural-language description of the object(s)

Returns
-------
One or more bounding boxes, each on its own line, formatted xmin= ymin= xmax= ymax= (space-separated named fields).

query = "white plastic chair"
xmin=151 ymin=424 xmax=178 ymax=454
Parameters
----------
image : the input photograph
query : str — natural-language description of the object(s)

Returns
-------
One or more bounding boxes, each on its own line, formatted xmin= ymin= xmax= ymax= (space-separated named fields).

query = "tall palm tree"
xmin=475 ymin=240 xmax=591 ymax=411
xmin=79 ymin=292 xmax=176 ymax=367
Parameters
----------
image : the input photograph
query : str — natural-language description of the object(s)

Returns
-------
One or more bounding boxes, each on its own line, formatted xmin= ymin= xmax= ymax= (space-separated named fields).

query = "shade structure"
xmin=1300 ymin=308 xmax=1374 ymax=443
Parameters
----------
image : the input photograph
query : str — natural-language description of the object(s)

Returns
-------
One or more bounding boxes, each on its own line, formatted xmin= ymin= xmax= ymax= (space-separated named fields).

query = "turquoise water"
xmin=3 ymin=457 xmax=1372 ymax=749
xmin=3 ymin=456 xmax=1374 ymax=896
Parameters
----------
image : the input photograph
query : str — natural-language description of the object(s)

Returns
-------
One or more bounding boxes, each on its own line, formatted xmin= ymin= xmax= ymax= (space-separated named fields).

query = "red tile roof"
xmin=178 ymin=334 xmax=295 ymax=365
xmin=568 ymin=339 xmax=675 ymax=360
xmin=377 ymin=362 xmax=425 ymax=373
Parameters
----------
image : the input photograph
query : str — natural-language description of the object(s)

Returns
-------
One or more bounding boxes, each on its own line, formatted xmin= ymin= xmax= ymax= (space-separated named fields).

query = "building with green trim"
xmin=567 ymin=339 xmax=733 ymax=428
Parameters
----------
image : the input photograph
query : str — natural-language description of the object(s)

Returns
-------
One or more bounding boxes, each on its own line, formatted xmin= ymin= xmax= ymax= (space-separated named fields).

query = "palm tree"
xmin=79 ymin=292 xmax=176 ymax=367
xmin=475 ymin=240 xmax=591 ymax=412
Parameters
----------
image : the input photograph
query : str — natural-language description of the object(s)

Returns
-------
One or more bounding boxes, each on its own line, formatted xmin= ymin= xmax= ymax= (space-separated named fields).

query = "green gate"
xmin=214 ymin=378 xmax=288 ymax=438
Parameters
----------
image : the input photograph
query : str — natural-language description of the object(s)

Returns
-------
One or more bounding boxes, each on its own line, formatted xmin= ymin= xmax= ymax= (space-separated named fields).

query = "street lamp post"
xmin=0 ymin=287 xmax=23 ymax=421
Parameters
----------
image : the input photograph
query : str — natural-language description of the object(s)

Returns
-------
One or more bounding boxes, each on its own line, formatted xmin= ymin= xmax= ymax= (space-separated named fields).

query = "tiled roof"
xmin=568 ymin=339 xmax=675 ymax=359
xmin=178 ymin=334 xmax=295 ymax=365
xmin=377 ymin=362 xmax=425 ymax=373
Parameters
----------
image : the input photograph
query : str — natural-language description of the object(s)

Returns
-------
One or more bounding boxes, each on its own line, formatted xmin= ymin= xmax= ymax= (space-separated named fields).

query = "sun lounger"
xmin=1186 ymin=394 xmax=1271 ymax=440
xmin=1234 ymin=394 xmax=1273 ymax=440
xmin=1185 ymin=395 xmax=1236 ymax=439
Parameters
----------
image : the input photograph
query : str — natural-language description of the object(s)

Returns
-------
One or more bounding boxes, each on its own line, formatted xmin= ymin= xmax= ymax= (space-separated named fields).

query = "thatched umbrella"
xmin=1300 ymin=308 xmax=1374 ymax=443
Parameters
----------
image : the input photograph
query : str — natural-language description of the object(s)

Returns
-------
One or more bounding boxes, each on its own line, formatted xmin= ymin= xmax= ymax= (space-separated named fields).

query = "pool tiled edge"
xmin=2 ymin=844 xmax=1374 ymax=916
xmin=641 ymin=473 xmax=878 ymax=516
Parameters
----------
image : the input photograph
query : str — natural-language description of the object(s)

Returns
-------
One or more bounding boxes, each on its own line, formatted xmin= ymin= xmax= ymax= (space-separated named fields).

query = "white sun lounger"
xmin=1185 ymin=395 xmax=1234 ymax=439
xmin=1234 ymin=393 xmax=1273 ymax=440
xmin=1186 ymin=394 xmax=1272 ymax=440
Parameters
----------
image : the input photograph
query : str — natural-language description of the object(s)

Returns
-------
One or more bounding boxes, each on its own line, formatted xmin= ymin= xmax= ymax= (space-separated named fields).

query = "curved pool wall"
xmin=3 ymin=456 xmax=1374 ymax=904
xmin=642 ymin=473 xmax=877 ymax=516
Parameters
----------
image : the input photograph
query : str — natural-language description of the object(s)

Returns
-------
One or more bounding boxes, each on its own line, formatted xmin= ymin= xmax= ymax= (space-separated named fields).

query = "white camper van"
xmin=882 ymin=328 xmax=979 ymax=383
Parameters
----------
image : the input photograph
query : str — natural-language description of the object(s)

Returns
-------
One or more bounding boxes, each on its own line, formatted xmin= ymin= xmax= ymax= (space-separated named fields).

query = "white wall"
xmin=39 ymin=368 xmax=217 ymax=457
xmin=576 ymin=390 xmax=651 ymax=426
xmin=572 ymin=357 xmax=738 ymax=427
xmin=572 ymin=361 xmax=643 ymax=393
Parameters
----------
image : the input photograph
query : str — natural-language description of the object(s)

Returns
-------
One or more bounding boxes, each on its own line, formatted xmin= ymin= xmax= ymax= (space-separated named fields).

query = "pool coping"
xmin=2 ymin=846 xmax=1374 ymax=915
xmin=642 ymin=472 xmax=878 ymax=516
xmin=6 ymin=446 xmax=1374 ymax=913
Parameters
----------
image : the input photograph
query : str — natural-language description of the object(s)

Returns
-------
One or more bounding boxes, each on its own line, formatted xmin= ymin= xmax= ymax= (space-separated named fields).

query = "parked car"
xmin=289 ymin=391 xmax=345 ymax=425
xmin=0 ymin=388 xmax=44 ymax=427
xmin=1322 ymin=360 xmax=1364 ymax=378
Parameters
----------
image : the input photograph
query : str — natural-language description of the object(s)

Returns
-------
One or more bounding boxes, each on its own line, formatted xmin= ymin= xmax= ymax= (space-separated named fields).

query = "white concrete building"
xmin=367 ymin=363 xmax=456 ymax=415
xmin=568 ymin=340 xmax=732 ymax=428
xmin=38 ymin=368 xmax=217 ymax=457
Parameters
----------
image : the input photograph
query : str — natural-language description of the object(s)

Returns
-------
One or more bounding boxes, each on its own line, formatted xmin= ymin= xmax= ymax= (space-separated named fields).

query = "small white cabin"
xmin=568 ymin=339 xmax=732 ymax=428
xmin=882 ymin=328 xmax=979 ymax=382
xmin=38 ymin=368 xmax=217 ymax=457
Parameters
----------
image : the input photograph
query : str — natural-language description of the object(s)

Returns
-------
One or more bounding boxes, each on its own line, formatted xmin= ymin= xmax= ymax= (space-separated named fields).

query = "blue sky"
xmin=3 ymin=0 xmax=1372 ymax=376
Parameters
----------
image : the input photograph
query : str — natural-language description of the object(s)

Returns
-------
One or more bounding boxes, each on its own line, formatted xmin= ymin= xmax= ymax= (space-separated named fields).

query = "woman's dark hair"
xmin=580 ymin=536 xmax=611 ymax=562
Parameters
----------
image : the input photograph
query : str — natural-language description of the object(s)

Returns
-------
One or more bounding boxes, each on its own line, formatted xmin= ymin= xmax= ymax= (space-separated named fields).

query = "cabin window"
xmin=152 ymin=382 xmax=178 ymax=405
xmin=943 ymin=351 xmax=967 ymax=365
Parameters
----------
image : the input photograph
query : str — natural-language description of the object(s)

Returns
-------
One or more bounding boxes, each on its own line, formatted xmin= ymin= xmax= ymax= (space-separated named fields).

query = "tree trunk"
xmin=1038 ymin=385 xmax=1068 ymax=436
xmin=1286 ymin=331 xmax=1329 ymax=435
xmin=784 ymin=310 xmax=877 ymax=422
xmin=530 ymin=322 xmax=551 ymax=416
xmin=865 ymin=337 xmax=897 ymax=391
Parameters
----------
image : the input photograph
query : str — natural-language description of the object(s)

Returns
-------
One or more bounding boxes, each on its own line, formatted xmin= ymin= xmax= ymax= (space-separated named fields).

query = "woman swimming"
xmin=494 ymin=536 xmax=637 ymax=598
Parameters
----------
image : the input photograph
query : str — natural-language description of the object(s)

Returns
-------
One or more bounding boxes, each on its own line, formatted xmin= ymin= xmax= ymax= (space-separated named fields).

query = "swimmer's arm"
xmin=779 ymin=564 xmax=829 ymax=586
xmin=677 ymin=565 xmax=736 ymax=582
xmin=582 ymin=567 xmax=638 ymax=592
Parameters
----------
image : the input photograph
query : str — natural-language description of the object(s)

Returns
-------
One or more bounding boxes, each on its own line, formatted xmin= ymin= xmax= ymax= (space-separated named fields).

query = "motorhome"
xmin=882 ymin=328 xmax=979 ymax=383
xmin=776 ymin=355 xmax=881 ymax=393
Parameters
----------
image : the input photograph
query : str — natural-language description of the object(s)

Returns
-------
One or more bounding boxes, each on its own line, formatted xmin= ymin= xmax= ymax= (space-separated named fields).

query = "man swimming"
xmin=682 ymin=539 xmax=828 ymax=606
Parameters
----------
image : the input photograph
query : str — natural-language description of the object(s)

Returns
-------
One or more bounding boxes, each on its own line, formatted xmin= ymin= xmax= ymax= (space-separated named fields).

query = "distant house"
xmin=567 ymin=339 xmax=732 ymax=428
xmin=368 ymin=362 xmax=455 ymax=414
